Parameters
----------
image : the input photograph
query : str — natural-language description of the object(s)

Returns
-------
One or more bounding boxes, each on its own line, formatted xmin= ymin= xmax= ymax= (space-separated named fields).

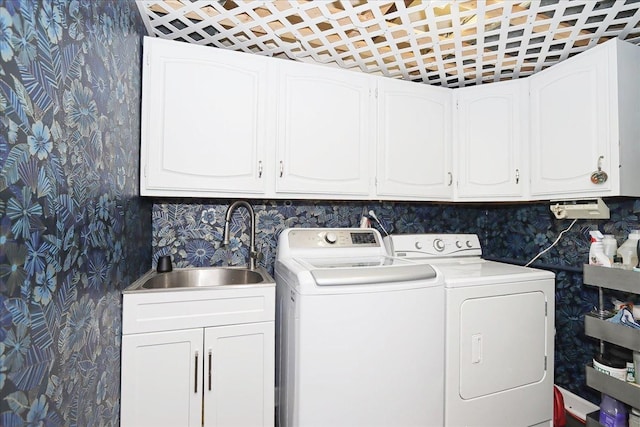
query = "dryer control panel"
xmin=386 ymin=234 xmax=482 ymax=258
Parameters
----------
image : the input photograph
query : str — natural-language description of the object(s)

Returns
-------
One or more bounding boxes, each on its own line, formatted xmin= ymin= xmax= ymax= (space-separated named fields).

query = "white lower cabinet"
xmin=120 ymin=280 xmax=275 ymax=427
xmin=121 ymin=323 xmax=274 ymax=427
xmin=121 ymin=329 xmax=203 ymax=427
xmin=204 ymin=323 xmax=274 ymax=427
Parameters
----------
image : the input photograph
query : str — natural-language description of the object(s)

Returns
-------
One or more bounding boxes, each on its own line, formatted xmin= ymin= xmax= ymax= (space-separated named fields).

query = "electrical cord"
xmin=525 ymin=218 xmax=578 ymax=267
xmin=368 ymin=210 xmax=390 ymax=236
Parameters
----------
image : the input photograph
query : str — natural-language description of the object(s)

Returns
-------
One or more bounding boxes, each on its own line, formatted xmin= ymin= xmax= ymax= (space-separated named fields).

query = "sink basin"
xmin=124 ymin=267 xmax=274 ymax=292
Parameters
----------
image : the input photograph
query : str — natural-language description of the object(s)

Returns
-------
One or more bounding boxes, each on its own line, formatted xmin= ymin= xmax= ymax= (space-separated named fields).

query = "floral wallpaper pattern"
xmin=0 ymin=1 xmax=150 ymax=426
xmin=153 ymin=198 xmax=640 ymax=404
xmin=0 ymin=0 xmax=637 ymax=422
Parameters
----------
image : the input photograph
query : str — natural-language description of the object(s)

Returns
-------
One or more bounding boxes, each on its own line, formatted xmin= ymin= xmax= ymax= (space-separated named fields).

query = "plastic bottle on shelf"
xmin=602 ymin=235 xmax=618 ymax=263
xmin=617 ymin=230 xmax=640 ymax=270
xmin=599 ymin=394 xmax=628 ymax=427
xmin=589 ymin=231 xmax=611 ymax=267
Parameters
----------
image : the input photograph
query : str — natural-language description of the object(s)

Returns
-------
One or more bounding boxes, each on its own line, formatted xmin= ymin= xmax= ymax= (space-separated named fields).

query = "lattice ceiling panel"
xmin=136 ymin=0 xmax=640 ymax=88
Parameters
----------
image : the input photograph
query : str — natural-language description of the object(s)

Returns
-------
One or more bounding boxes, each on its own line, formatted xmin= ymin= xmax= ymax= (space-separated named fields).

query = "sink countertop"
xmin=123 ymin=266 xmax=275 ymax=294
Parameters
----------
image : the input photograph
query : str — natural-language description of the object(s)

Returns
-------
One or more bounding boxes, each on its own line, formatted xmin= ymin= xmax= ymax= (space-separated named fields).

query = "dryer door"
xmin=458 ymin=290 xmax=547 ymax=399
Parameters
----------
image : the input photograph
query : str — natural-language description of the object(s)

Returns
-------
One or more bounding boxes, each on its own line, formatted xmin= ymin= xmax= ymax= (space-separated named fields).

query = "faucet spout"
xmin=223 ymin=201 xmax=258 ymax=270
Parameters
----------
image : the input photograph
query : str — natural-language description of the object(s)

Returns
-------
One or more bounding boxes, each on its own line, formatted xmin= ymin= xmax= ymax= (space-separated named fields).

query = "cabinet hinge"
xmin=544 ymin=355 xmax=547 ymax=370
xmin=144 ymin=164 xmax=148 ymax=178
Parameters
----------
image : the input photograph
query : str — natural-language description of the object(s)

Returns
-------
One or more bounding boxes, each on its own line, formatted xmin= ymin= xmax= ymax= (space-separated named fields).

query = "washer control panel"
xmin=386 ymin=234 xmax=482 ymax=258
xmin=286 ymin=228 xmax=381 ymax=249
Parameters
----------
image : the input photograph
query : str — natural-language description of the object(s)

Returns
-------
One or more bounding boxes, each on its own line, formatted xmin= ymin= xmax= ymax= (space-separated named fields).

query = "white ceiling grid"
xmin=136 ymin=0 xmax=640 ymax=87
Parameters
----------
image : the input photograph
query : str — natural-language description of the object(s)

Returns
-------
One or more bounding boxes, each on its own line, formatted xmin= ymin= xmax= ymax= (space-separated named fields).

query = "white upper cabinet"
xmin=140 ymin=37 xmax=273 ymax=197
xmin=529 ymin=38 xmax=640 ymax=200
xmin=275 ymin=60 xmax=374 ymax=197
xmin=140 ymin=37 xmax=640 ymax=202
xmin=454 ymin=79 xmax=528 ymax=200
xmin=376 ymin=77 xmax=453 ymax=199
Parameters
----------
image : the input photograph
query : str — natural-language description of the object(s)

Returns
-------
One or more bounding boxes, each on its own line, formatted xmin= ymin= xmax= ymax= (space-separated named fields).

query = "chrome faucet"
xmin=223 ymin=201 xmax=259 ymax=270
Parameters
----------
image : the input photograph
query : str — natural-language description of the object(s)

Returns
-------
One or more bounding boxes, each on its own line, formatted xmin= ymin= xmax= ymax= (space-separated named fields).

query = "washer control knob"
xmin=433 ymin=239 xmax=445 ymax=252
xmin=415 ymin=241 xmax=423 ymax=250
xmin=466 ymin=240 xmax=474 ymax=248
xmin=456 ymin=241 xmax=463 ymax=248
xmin=324 ymin=232 xmax=338 ymax=244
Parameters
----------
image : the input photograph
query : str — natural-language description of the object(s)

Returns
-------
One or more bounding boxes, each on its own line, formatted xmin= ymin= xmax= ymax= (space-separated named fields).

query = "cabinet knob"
xmin=258 ymin=161 xmax=263 ymax=178
xmin=590 ymin=156 xmax=608 ymax=184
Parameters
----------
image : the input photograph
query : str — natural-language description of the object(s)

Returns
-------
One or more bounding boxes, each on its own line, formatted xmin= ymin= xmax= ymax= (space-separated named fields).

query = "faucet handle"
xmin=251 ymin=250 xmax=263 ymax=262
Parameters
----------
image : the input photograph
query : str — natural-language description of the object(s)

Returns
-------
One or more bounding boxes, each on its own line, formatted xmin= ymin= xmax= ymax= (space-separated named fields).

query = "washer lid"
xmin=294 ymin=256 xmax=438 ymax=286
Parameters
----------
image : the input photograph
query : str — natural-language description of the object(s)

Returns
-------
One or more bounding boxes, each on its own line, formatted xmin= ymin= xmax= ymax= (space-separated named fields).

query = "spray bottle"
xmin=590 ymin=231 xmax=611 ymax=267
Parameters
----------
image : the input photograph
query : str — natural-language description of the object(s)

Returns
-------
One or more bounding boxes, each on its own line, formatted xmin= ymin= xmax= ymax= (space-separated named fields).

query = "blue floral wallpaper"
xmin=0 ymin=1 xmax=150 ymax=426
xmin=152 ymin=198 xmax=640 ymax=404
xmin=1 ymin=0 xmax=636 ymax=422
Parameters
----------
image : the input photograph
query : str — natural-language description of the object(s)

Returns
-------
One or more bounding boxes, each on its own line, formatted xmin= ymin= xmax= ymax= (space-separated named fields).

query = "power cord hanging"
xmin=525 ymin=219 xmax=578 ymax=267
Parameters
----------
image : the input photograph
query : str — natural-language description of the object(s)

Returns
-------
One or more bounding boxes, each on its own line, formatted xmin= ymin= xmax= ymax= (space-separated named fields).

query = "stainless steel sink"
xmin=124 ymin=266 xmax=274 ymax=292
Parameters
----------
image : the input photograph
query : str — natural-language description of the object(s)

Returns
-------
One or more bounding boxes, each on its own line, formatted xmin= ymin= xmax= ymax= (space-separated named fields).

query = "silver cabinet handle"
xmin=258 ymin=161 xmax=263 ymax=178
xmin=279 ymin=160 xmax=284 ymax=178
xmin=515 ymin=169 xmax=520 ymax=184
xmin=208 ymin=349 xmax=212 ymax=391
xmin=447 ymin=172 xmax=453 ymax=186
xmin=194 ymin=351 xmax=199 ymax=393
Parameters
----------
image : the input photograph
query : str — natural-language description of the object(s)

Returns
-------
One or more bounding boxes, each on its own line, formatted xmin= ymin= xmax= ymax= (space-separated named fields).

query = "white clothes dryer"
xmin=385 ymin=233 xmax=555 ymax=427
xmin=275 ymin=228 xmax=445 ymax=427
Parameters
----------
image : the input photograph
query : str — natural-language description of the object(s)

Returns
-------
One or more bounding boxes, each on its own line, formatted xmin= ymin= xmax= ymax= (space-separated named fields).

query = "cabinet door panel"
xmin=377 ymin=78 xmax=453 ymax=198
xmin=456 ymin=80 xmax=525 ymax=199
xmin=530 ymin=45 xmax=611 ymax=197
xmin=142 ymin=37 xmax=268 ymax=195
xmin=121 ymin=329 xmax=203 ymax=427
xmin=204 ymin=322 xmax=275 ymax=427
xmin=276 ymin=61 xmax=372 ymax=195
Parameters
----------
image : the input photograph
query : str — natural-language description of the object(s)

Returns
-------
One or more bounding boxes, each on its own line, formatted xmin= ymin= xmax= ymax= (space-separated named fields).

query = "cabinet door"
xmin=529 ymin=43 xmax=612 ymax=198
xmin=141 ymin=37 xmax=270 ymax=196
xmin=455 ymin=79 xmax=527 ymax=200
xmin=276 ymin=61 xmax=373 ymax=196
xmin=121 ymin=329 xmax=203 ymax=427
xmin=376 ymin=77 xmax=453 ymax=199
xmin=203 ymin=322 xmax=274 ymax=427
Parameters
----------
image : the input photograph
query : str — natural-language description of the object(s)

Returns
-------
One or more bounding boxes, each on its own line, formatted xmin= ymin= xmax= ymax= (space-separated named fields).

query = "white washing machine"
xmin=275 ymin=228 xmax=445 ymax=427
xmin=385 ymin=234 xmax=555 ymax=427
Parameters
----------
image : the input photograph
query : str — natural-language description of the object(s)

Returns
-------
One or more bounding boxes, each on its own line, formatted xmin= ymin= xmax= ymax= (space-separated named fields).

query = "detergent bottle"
xmin=617 ymin=230 xmax=640 ymax=270
xmin=599 ymin=394 xmax=628 ymax=427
